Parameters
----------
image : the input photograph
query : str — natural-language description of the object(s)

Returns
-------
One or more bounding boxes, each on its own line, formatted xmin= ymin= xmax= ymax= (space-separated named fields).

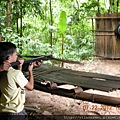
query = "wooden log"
xmin=34 ymin=81 xmax=120 ymax=106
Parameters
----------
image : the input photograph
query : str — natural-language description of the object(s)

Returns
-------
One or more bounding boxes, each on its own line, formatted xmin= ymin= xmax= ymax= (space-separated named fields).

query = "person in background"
xmin=0 ymin=42 xmax=41 ymax=120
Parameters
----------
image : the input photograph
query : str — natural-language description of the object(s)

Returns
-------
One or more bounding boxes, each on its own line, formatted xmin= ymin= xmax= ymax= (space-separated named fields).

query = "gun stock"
xmin=11 ymin=55 xmax=52 ymax=71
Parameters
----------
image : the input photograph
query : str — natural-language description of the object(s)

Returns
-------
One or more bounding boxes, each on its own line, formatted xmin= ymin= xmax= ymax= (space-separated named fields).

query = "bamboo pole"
xmin=34 ymin=81 xmax=120 ymax=106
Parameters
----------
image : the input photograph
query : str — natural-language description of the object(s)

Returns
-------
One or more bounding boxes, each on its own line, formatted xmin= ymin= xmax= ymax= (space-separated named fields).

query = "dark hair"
xmin=0 ymin=42 xmax=16 ymax=65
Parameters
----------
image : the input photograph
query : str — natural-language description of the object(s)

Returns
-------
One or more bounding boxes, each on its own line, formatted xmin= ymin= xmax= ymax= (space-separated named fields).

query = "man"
xmin=0 ymin=42 xmax=42 ymax=120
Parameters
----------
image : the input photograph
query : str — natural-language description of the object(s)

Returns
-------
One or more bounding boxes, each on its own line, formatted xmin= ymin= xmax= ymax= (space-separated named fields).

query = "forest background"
xmin=0 ymin=0 xmax=120 ymax=64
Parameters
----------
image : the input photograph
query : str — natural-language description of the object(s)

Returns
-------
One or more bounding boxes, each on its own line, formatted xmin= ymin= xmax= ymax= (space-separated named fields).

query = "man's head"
xmin=0 ymin=42 xmax=17 ymax=64
xmin=114 ymin=22 xmax=120 ymax=39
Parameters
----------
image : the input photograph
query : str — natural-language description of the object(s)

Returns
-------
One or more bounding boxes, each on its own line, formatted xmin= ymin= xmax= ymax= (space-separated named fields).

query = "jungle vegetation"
xmin=0 ymin=0 xmax=120 ymax=64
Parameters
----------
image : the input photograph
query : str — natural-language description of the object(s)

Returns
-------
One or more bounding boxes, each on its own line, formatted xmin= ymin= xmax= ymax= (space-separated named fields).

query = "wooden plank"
xmin=96 ymin=30 xmax=114 ymax=32
xmin=94 ymin=54 xmax=120 ymax=59
xmin=35 ymin=64 xmax=120 ymax=81
xmin=59 ymin=69 xmax=120 ymax=82
xmin=38 ymin=71 xmax=120 ymax=89
xmin=112 ymin=13 xmax=120 ymax=57
xmin=96 ymin=33 xmax=115 ymax=36
xmin=95 ymin=13 xmax=101 ymax=56
xmin=104 ymin=13 xmax=108 ymax=57
xmin=88 ymin=17 xmax=120 ymax=19
xmin=32 ymin=64 xmax=120 ymax=91
xmin=105 ymin=13 xmax=112 ymax=57
xmin=35 ymin=76 xmax=112 ymax=91
xmin=96 ymin=13 xmax=105 ymax=56
xmin=94 ymin=13 xmax=120 ymax=58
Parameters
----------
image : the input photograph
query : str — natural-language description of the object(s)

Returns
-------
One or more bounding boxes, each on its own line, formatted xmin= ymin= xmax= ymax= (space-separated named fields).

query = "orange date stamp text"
xmin=82 ymin=104 xmax=113 ymax=111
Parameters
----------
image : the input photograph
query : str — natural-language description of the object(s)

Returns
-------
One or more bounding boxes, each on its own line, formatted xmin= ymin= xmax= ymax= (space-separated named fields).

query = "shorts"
xmin=0 ymin=109 xmax=28 ymax=120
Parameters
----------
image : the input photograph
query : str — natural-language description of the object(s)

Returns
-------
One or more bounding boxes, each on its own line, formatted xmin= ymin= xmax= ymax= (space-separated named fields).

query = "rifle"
xmin=11 ymin=55 xmax=52 ymax=71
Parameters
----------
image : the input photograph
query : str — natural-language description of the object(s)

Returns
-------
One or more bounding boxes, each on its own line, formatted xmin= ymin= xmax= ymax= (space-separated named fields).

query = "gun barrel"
xmin=10 ymin=55 xmax=52 ymax=71
xmin=11 ymin=61 xmax=20 ymax=66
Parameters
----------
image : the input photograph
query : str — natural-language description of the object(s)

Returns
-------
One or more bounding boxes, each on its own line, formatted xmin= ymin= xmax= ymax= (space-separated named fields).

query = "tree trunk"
xmin=49 ymin=0 xmax=53 ymax=48
xmin=7 ymin=0 xmax=12 ymax=28
xmin=20 ymin=0 xmax=22 ymax=37
xmin=61 ymin=34 xmax=64 ymax=67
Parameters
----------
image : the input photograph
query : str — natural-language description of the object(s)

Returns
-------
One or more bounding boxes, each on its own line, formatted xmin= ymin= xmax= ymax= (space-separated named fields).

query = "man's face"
xmin=9 ymin=50 xmax=18 ymax=62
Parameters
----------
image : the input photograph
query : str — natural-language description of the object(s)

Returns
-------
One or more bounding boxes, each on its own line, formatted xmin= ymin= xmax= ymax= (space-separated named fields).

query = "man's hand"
xmin=0 ymin=61 xmax=10 ymax=71
xmin=33 ymin=60 xmax=42 ymax=67
xmin=28 ymin=63 xmax=34 ymax=72
xmin=18 ymin=58 xmax=24 ymax=70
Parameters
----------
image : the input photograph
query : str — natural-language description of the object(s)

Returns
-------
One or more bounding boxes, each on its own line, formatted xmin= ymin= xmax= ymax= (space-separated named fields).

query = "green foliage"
xmin=0 ymin=0 xmax=7 ymax=33
xmin=1 ymin=0 xmax=119 ymax=63
xmin=80 ymin=0 xmax=99 ymax=16
xmin=58 ymin=11 xmax=67 ymax=34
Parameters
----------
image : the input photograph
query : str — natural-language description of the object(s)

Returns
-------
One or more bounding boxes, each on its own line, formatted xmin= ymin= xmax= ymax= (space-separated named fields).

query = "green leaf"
xmin=58 ymin=11 xmax=67 ymax=34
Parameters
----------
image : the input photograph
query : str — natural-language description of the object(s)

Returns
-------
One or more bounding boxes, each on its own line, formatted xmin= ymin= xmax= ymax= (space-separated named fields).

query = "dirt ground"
xmin=25 ymin=58 xmax=120 ymax=117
